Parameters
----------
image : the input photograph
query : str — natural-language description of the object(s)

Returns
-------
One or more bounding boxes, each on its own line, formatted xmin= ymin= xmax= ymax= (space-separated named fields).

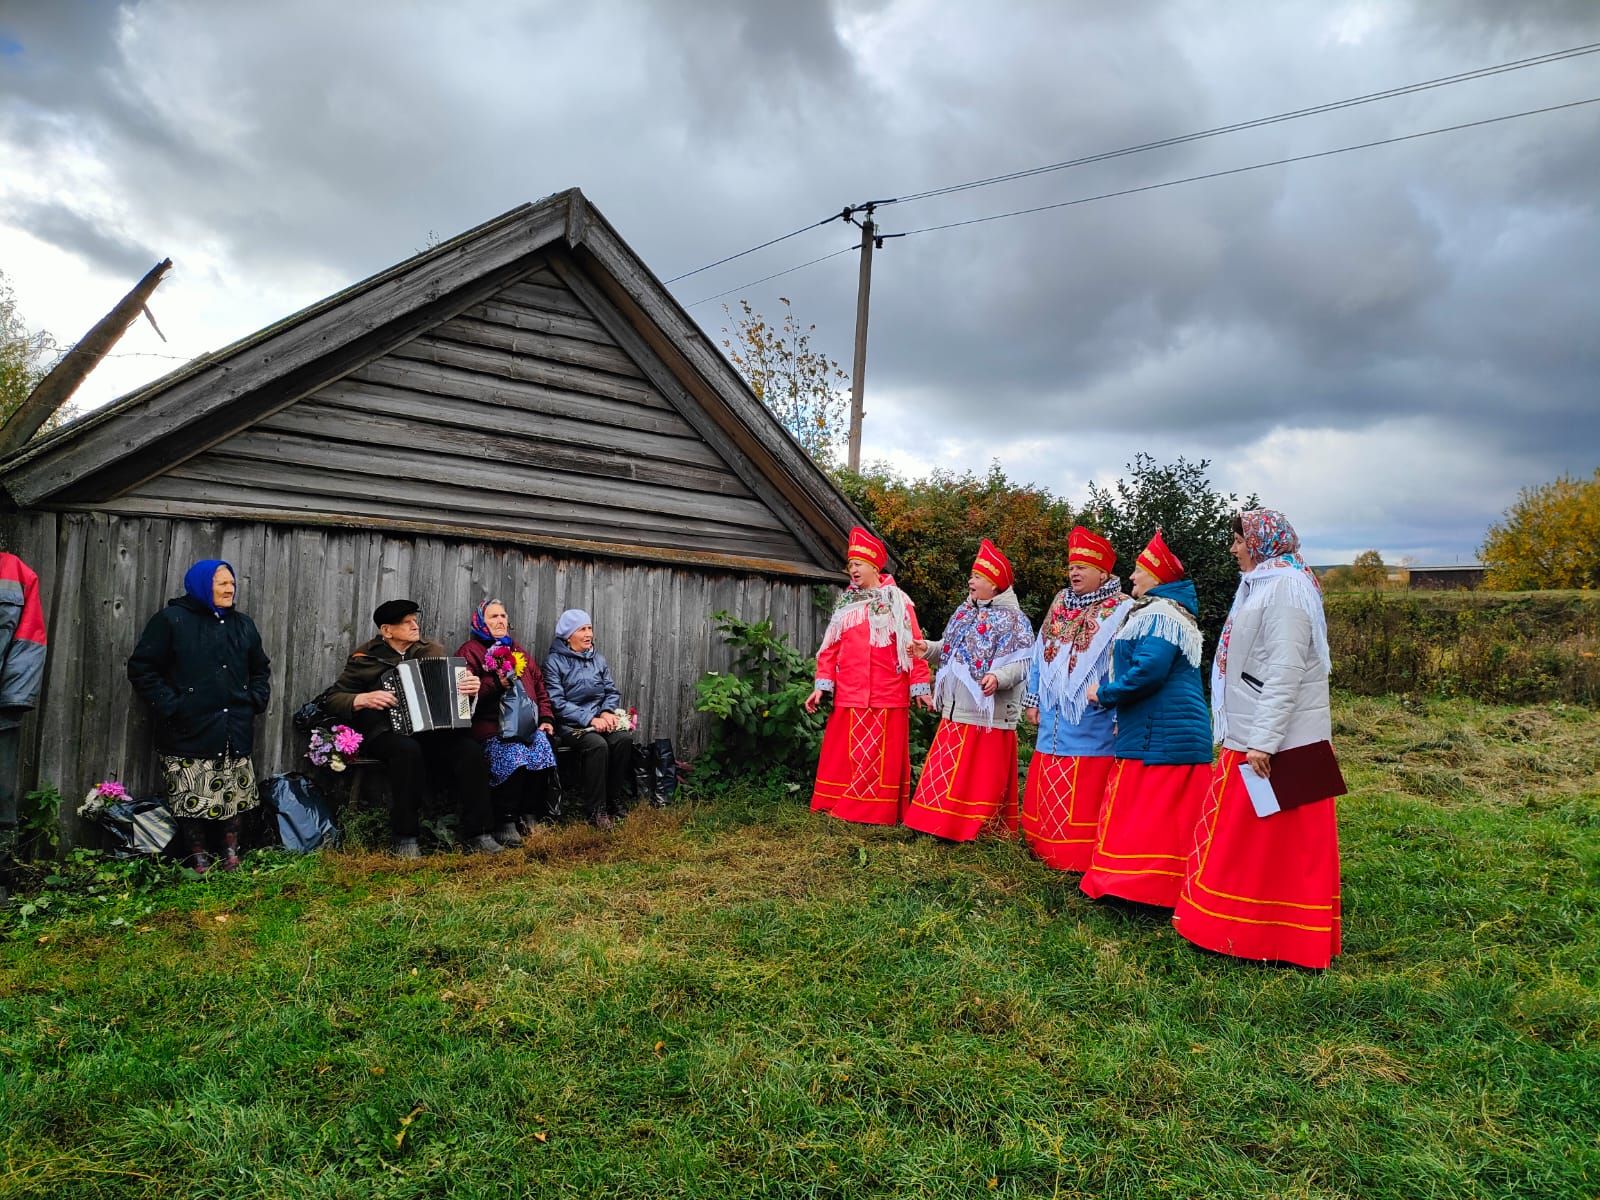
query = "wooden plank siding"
xmin=106 ymin=254 xmax=823 ymax=573
xmin=1 ymin=511 xmax=828 ymax=845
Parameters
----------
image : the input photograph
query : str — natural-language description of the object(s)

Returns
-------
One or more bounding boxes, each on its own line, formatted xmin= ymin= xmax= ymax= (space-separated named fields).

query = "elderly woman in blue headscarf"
xmin=128 ymin=559 xmax=272 ymax=873
xmin=543 ymin=608 xmax=633 ymax=829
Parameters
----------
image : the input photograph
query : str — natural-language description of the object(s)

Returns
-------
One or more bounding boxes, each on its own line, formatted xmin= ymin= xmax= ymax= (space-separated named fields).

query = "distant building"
xmin=1407 ymin=563 xmax=1486 ymax=590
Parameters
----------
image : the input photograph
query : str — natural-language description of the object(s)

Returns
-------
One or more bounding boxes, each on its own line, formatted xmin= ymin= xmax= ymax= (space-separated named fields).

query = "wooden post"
xmin=0 ymin=258 xmax=172 ymax=455
xmin=846 ymin=212 xmax=875 ymax=473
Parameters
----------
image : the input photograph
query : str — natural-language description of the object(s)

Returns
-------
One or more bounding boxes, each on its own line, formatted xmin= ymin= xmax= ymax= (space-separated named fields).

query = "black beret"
xmin=373 ymin=599 xmax=421 ymax=627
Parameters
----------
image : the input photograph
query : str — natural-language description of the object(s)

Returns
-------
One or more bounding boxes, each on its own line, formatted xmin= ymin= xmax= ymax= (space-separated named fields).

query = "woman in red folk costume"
xmin=804 ymin=527 xmax=933 ymax=825
xmin=1080 ymin=531 xmax=1212 ymax=907
xmin=903 ymin=539 xmax=1035 ymax=841
xmin=1173 ymin=508 xmax=1340 ymax=969
xmin=1020 ymin=527 xmax=1134 ymax=871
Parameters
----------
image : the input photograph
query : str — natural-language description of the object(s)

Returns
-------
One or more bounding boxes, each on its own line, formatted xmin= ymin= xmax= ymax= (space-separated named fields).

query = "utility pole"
xmin=846 ymin=205 xmax=876 ymax=472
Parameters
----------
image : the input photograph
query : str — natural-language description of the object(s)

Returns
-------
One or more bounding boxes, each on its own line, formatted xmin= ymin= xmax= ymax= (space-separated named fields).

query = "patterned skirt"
xmin=484 ymin=731 xmax=557 ymax=787
xmin=903 ymin=720 xmax=1019 ymax=841
xmin=1079 ymin=759 xmax=1209 ymax=908
xmin=810 ymin=706 xmax=911 ymax=826
xmin=160 ymin=754 xmax=259 ymax=821
xmin=1173 ymin=748 xmax=1342 ymax=969
xmin=1021 ymin=752 xmax=1115 ymax=871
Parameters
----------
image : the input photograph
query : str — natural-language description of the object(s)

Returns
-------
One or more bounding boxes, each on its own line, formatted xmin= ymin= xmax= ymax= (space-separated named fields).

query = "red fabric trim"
xmin=1021 ymin=752 xmax=1114 ymax=871
xmin=1173 ymin=749 xmax=1342 ymax=969
xmin=811 ymin=706 xmax=910 ymax=825
xmin=1080 ymin=759 xmax=1209 ymax=907
xmin=903 ymin=720 xmax=1018 ymax=841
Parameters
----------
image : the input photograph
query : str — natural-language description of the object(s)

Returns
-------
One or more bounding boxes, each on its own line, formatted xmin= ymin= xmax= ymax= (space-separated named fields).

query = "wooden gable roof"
xmin=0 ymin=190 xmax=860 ymax=580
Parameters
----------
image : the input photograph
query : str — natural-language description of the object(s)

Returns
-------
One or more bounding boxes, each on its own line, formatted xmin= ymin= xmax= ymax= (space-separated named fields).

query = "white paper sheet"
xmin=1239 ymin=762 xmax=1280 ymax=818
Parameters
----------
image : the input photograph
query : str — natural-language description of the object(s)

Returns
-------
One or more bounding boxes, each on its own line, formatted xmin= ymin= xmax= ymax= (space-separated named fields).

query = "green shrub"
xmin=1326 ymin=589 xmax=1600 ymax=704
xmin=695 ymin=611 xmax=826 ymax=777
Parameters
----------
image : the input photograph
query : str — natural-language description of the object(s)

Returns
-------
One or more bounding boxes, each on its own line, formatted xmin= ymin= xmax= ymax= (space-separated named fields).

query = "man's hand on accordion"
xmin=353 ymin=690 xmax=398 ymax=711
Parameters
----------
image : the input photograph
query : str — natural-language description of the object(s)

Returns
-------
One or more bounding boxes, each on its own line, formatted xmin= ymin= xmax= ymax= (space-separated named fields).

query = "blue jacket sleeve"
xmin=1097 ymin=636 xmax=1179 ymax=707
xmin=597 ymin=654 xmax=623 ymax=712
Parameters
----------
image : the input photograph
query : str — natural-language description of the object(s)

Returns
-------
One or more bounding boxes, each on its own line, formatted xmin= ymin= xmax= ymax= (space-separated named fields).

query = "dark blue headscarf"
xmin=183 ymin=559 xmax=235 ymax=617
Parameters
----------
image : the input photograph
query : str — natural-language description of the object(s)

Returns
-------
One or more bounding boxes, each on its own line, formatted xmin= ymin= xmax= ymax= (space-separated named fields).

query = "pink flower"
xmin=333 ymin=725 xmax=362 ymax=756
xmin=94 ymin=779 xmax=129 ymax=800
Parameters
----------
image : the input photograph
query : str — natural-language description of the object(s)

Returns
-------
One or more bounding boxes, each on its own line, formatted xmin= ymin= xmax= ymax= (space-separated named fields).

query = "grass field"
xmin=2 ymin=694 xmax=1597 ymax=1199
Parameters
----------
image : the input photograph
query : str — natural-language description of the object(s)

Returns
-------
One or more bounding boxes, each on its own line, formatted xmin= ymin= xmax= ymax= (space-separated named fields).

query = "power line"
xmin=894 ymin=95 xmax=1600 ymax=237
xmin=663 ymin=214 xmax=842 ymax=285
xmin=867 ymin=41 xmax=1600 ymax=209
xmin=684 ymin=245 xmax=857 ymax=308
xmin=668 ymin=42 xmax=1599 ymax=293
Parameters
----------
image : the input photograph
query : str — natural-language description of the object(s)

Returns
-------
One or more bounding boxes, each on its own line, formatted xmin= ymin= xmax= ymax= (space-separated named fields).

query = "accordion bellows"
xmin=382 ymin=658 xmax=474 ymax=734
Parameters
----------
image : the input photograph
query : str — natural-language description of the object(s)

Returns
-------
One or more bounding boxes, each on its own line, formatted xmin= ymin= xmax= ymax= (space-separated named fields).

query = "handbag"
xmin=293 ymin=686 xmax=338 ymax=734
xmin=499 ymin=678 xmax=540 ymax=743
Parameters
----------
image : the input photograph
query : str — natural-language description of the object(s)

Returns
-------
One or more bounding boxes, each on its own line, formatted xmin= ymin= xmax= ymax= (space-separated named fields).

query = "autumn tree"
xmin=0 ymin=270 xmax=55 ymax=428
xmin=1084 ymin=455 xmax=1256 ymax=667
xmin=1480 ymin=469 xmax=1600 ymax=590
xmin=837 ymin=461 xmax=1079 ymax=622
xmin=1350 ymin=550 xmax=1387 ymax=588
xmin=721 ymin=297 xmax=849 ymax=467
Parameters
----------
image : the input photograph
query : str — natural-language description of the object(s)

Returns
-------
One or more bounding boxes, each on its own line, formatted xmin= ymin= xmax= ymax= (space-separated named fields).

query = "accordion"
xmin=381 ymin=658 xmax=474 ymax=735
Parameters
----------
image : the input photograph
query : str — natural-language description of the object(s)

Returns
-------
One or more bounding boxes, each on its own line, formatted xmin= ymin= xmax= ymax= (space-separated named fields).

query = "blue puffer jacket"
xmin=543 ymin=638 xmax=624 ymax=733
xmin=1095 ymin=580 xmax=1212 ymax=765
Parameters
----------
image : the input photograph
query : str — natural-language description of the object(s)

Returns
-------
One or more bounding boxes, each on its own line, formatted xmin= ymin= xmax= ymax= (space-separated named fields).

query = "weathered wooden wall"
xmin=3 ymin=511 xmax=826 ymax=841
xmin=104 ymin=254 xmax=822 ymax=569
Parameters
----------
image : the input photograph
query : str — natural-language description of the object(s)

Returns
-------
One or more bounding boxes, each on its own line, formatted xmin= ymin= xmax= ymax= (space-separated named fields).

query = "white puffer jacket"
xmin=1215 ymin=585 xmax=1331 ymax=754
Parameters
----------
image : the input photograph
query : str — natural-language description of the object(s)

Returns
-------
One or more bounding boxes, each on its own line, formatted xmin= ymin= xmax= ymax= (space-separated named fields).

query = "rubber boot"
xmin=219 ymin=817 xmax=242 ymax=872
xmin=182 ymin=819 xmax=213 ymax=875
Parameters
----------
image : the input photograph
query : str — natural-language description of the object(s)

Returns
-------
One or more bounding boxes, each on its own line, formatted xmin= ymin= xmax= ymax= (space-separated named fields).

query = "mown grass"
xmin=2 ymin=695 xmax=1597 ymax=1199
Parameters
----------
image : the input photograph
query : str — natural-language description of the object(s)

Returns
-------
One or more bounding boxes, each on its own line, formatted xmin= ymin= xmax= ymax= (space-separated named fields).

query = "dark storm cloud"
xmin=2 ymin=198 xmax=159 ymax=278
xmin=1 ymin=0 xmax=1596 ymax=560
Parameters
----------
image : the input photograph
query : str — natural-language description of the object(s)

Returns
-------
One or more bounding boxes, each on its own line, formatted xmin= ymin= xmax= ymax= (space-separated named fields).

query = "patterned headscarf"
xmin=470 ymin=598 xmax=514 ymax=647
xmin=1240 ymin=509 xmax=1318 ymax=585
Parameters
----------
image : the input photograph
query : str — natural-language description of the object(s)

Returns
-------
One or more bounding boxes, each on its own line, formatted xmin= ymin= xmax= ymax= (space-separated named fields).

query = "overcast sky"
xmin=3 ymin=1 xmax=1597 ymax=564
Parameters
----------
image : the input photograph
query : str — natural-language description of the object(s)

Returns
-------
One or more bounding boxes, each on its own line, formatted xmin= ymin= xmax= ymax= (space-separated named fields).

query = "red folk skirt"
xmin=1079 ymin=759 xmax=1209 ymax=908
xmin=1173 ymin=748 xmax=1342 ymax=969
xmin=902 ymin=719 xmax=1019 ymax=841
xmin=1021 ymin=752 xmax=1114 ymax=871
xmin=810 ymin=705 xmax=912 ymax=826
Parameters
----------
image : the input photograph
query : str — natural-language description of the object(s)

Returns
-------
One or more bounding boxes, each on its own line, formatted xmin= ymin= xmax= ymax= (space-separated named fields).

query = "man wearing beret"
xmin=325 ymin=599 xmax=499 ymax=858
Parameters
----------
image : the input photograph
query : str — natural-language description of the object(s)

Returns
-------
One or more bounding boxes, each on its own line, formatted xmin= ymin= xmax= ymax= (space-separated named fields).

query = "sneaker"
xmin=464 ymin=834 xmax=504 ymax=854
xmin=492 ymin=823 xmax=524 ymax=848
xmin=391 ymin=837 xmax=421 ymax=860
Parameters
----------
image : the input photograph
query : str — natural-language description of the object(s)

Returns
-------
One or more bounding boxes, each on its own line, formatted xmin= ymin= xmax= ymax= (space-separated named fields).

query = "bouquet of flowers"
xmin=307 ymin=724 xmax=363 ymax=772
xmin=609 ymin=707 xmax=637 ymax=732
xmin=77 ymin=778 xmax=130 ymax=819
xmin=484 ymin=643 xmax=526 ymax=685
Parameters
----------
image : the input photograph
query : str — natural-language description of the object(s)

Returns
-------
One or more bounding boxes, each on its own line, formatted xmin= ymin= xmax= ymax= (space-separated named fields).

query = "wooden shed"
xmin=0 ymin=189 xmax=859 ymax=837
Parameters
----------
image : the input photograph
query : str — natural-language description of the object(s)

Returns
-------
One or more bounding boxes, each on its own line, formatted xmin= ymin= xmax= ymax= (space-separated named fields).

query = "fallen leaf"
xmin=213 ymin=914 xmax=228 ymax=923
xmin=653 ymin=1041 xmax=665 ymax=1054
xmin=370 ymin=1066 xmax=385 ymax=1076
xmin=533 ymin=1131 xmax=548 ymax=1143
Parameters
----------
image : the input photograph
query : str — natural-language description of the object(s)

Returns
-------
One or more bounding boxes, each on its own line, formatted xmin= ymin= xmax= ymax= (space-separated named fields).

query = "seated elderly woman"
xmin=543 ymin=608 xmax=633 ymax=830
xmin=456 ymin=599 xmax=557 ymax=846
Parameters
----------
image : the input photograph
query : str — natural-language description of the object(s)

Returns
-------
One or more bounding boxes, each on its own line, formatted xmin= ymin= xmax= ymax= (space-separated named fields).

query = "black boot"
xmin=652 ymin=739 xmax=678 ymax=807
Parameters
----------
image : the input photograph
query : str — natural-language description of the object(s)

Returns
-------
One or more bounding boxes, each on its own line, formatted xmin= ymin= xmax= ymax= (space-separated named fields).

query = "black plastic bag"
xmin=292 ymin=687 xmax=338 ymax=735
xmin=261 ymin=772 xmax=339 ymax=852
xmin=86 ymin=798 xmax=178 ymax=858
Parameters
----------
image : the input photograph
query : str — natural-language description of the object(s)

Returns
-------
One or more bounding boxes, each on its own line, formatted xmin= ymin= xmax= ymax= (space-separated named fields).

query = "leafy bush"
xmin=695 ymin=611 xmax=826 ymax=777
xmin=1326 ymin=589 xmax=1600 ymax=704
xmin=16 ymin=784 xmax=62 ymax=860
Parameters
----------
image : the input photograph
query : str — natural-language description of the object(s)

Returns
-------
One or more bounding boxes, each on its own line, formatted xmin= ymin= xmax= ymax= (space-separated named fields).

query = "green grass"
xmin=2 ymin=694 xmax=1597 ymax=1198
